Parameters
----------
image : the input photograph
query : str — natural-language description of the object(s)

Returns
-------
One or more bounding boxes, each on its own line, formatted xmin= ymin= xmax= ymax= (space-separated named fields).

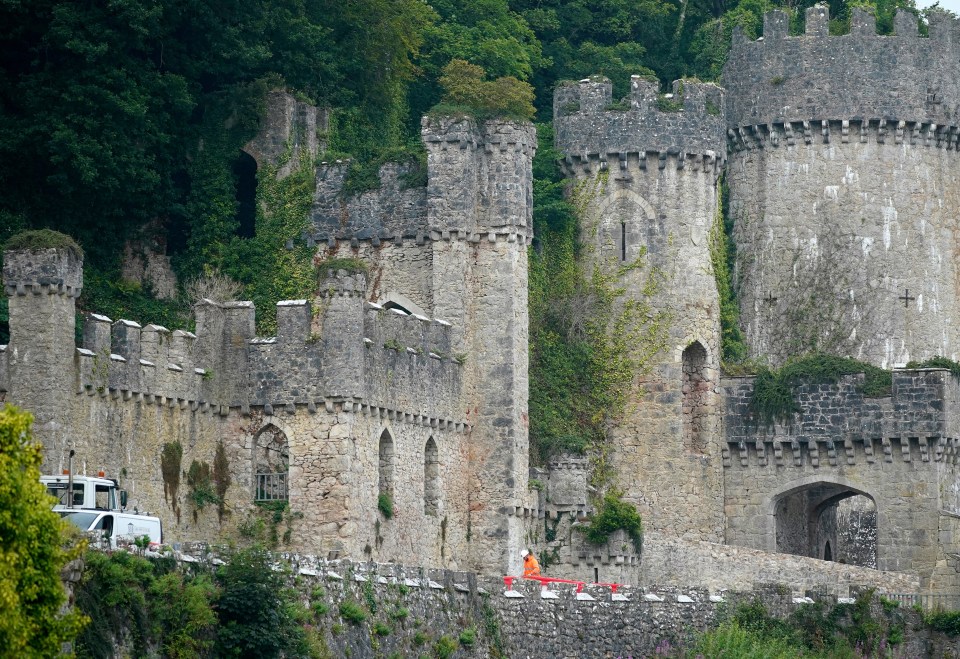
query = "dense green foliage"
xmin=75 ymin=547 xmax=310 ymax=658
xmin=676 ymin=594 xmax=909 ymax=658
xmin=0 ymin=405 xmax=87 ymax=656
xmin=750 ymin=354 xmax=893 ymax=426
xmin=578 ymin=490 xmax=643 ymax=553
xmin=3 ymin=228 xmax=83 ymax=258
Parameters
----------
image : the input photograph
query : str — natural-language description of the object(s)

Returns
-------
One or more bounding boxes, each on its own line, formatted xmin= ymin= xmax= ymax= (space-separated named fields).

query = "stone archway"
xmin=771 ymin=479 xmax=877 ymax=568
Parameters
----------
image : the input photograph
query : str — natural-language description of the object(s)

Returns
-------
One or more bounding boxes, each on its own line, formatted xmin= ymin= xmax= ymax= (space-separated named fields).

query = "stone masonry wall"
xmin=101 ymin=553 xmax=946 ymax=659
xmin=722 ymin=370 xmax=960 ymax=588
xmin=724 ymin=7 xmax=960 ymax=368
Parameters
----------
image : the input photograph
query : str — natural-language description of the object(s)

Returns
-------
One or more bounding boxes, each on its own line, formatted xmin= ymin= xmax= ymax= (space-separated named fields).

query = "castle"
xmin=3 ymin=4 xmax=960 ymax=596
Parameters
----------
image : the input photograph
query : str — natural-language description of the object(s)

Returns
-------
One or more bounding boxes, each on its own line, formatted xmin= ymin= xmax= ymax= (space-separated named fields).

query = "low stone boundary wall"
xmin=640 ymin=532 xmax=920 ymax=595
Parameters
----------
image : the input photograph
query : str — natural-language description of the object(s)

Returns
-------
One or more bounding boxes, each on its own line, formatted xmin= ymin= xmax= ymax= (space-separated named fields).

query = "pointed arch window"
xmin=378 ymin=430 xmax=394 ymax=501
xmin=682 ymin=341 xmax=709 ymax=454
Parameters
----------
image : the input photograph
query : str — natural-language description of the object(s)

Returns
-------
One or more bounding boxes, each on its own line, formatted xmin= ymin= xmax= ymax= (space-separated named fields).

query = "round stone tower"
xmin=724 ymin=6 xmax=960 ymax=367
xmin=553 ymin=77 xmax=727 ymax=542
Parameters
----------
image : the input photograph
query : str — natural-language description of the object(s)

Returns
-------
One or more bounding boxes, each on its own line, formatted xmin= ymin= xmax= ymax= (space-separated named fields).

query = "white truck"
xmin=43 ymin=453 xmax=162 ymax=548
xmin=60 ymin=509 xmax=163 ymax=549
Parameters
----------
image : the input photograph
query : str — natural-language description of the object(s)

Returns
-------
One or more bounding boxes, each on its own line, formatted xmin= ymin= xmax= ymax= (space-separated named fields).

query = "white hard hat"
xmin=521 ymin=549 xmax=529 ymax=558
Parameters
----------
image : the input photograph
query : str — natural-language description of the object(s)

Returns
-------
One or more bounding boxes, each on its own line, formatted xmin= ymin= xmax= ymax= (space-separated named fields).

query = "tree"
xmin=0 ymin=405 xmax=87 ymax=656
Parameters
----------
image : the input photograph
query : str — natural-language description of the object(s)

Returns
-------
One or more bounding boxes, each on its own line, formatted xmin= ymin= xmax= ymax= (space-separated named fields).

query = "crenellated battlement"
xmin=553 ymin=76 xmax=726 ymax=172
xmin=2 ymin=247 xmax=82 ymax=298
xmin=723 ymin=6 xmax=960 ymax=130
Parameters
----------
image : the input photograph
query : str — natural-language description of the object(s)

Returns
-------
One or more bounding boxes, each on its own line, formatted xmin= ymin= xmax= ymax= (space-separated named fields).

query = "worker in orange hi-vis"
xmin=521 ymin=548 xmax=541 ymax=578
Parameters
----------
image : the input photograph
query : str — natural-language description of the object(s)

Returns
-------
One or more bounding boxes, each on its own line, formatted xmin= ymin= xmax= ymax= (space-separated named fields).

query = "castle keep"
xmin=3 ymin=4 xmax=960 ymax=597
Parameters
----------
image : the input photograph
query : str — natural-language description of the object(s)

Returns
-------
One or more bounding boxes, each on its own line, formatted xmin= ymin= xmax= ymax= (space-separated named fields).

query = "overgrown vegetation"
xmin=578 ymin=490 xmax=643 ymax=553
xmin=3 ymin=228 xmax=84 ymax=259
xmin=431 ymin=59 xmax=535 ymax=121
xmin=528 ymin=124 xmax=670 ymax=470
xmin=0 ymin=406 xmax=87 ymax=655
xmin=378 ymin=493 xmax=394 ymax=519
xmin=906 ymin=356 xmax=960 ymax=380
xmin=676 ymin=593 xmax=910 ymax=658
xmin=709 ymin=177 xmax=748 ymax=366
xmin=750 ymin=354 xmax=894 ymax=427
xmin=76 ymin=546 xmax=317 ymax=659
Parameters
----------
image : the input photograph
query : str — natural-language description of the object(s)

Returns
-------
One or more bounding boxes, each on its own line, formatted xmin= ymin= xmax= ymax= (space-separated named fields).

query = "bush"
xmin=378 ymin=493 xmax=394 ymax=519
xmin=579 ymin=490 xmax=643 ymax=553
xmin=434 ymin=60 xmax=535 ymax=122
xmin=459 ymin=626 xmax=476 ymax=647
xmin=339 ymin=600 xmax=367 ymax=624
xmin=214 ymin=547 xmax=305 ymax=657
xmin=434 ymin=635 xmax=458 ymax=659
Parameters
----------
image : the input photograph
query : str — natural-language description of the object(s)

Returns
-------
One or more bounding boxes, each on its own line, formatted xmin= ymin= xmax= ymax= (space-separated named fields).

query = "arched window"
xmin=424 ymin=437 xmax=440 ymax=516
xmin=682 ymin=341 xmax=709 ymax=454
xmin=254 ymin=424 xmax=288 ymax=501
xmin=378 ymin=430 xmax=394 ymax=501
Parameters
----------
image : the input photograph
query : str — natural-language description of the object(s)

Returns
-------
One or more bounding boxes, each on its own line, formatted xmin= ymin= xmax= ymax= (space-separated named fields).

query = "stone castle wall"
xmin=721 ymin=370 xmax=960 ymax=591
xmin=0 ymin=113 xmax=536 ymax=576
xmin=724 ymin=6 xmax=960 ymax=367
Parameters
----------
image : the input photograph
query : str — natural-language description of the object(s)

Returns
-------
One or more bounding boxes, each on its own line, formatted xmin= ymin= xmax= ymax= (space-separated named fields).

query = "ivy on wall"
xmin=528 ymin=124 xmax=670 ymax=491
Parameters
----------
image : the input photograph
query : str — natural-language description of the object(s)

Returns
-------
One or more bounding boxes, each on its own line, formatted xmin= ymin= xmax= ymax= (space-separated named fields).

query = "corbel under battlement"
xmin=727 ymin=119 xmax=960 ymax=151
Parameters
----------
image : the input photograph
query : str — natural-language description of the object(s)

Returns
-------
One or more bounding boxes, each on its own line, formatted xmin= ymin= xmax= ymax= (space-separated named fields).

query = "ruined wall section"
xmin=721 ymin=369 xmax=959 ymax=588
xmin=554 ymin=78 xmax=726 ymax=543
xmin=725 ymin=7 xmax=960 ymax=367
xmin=244 ymin=90 xmax=326 ymax=177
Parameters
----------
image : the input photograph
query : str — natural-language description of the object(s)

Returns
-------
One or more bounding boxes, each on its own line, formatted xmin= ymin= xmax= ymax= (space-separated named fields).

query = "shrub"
xmin=434 ymin=635 xmax=458 ymax=659
xmin=579 ymin=490 xmax=643 ymax=553
xmin=214 ymin=547 xmax=305 ymax=657
xmin=378 ymin=493 xmax=394 ymax=519
xmin=459 ymin=626 xmax=476 ymax=647
xmin=339 ymin=600 xmax=367 ymax=625
xmin=373 ymin=621 xmax=392 ymax=636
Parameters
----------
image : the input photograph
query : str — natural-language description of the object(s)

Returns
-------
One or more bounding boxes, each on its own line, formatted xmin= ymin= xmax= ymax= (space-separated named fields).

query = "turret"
xmin=2 ymin=242 xmax=83 ymax=460
xmin=552 ymin=76 xmax=726 ymax=544
xmin=723 ymin=5 xmax=960 ymax=367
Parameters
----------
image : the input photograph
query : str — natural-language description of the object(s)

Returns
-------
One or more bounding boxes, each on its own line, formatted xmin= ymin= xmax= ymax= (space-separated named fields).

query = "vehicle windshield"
xmin=60 ymin=512 xmax=100 ymax=529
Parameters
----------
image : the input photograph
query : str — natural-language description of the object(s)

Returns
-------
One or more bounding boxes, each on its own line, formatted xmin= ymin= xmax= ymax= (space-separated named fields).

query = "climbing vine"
xmin=750 ymin=353 xmax=893 ymax=427
xmin=708 ymin=176 xmax=748 ymax=366
xmin=528 ymin=123 xmax=670 ymax=490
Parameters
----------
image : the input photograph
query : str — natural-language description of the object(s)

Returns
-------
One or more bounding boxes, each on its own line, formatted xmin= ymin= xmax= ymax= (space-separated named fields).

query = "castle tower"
xmin=2 ymin=245 xmax=83 ymax=464
xmin=422 ymin=116 xmax=536 ymax=574
xmin=724 ymin=6 xmax=960 ymax=367
xmin=553 ymin=77 xmax=727 ymax=542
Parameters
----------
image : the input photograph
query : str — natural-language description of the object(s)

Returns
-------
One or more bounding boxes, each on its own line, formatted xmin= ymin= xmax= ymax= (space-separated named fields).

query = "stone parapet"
xmin=723 ymin=6 xmax=960 ymax=130
xmin=728 ymin=119 xmax=960 ymax=151
xmin=721 ymin=369 xmax=957 ymax=450
xmin=553 ymin=76 xmax=726 ymax=165
xmin=2 ymin=247 xmax=82 ymax=297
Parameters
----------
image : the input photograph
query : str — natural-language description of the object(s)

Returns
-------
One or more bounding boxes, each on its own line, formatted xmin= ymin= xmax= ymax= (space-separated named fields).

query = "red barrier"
xmin=507 ymin=574 xmax=625 ymax=593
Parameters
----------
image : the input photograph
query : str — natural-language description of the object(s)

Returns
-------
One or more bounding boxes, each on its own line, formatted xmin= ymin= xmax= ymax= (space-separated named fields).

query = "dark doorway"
xmin=233 ymin=151 xmax=257 ymax=238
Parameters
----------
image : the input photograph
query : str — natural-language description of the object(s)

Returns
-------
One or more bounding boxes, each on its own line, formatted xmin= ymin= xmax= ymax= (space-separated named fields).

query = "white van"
xmin=61 ymin=510 xmax=162 ymax=549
